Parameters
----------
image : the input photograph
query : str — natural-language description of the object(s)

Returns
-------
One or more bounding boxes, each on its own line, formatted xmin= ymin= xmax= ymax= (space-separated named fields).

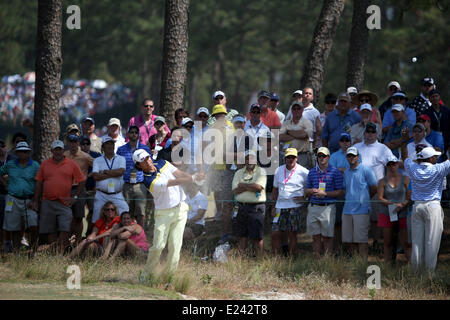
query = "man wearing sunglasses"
xmin=409 ymin=77 xmax=436 ymax=116
xmin=244 ymin=104 xmax=271 ymax=152
xmin=127 ymin=98 xmax=171 ymax=145
xmin=117 ymin=126 xmax=151 ymax=227
xmin=305 ymin=147 xmax=344 ymax=259
xmin=207 ymin=91 xmax=238 ymax=127
xmin=382 ymin=91 xmax=416 ymax=135
xmin=246 ymin=91 xmax=281 ymax=130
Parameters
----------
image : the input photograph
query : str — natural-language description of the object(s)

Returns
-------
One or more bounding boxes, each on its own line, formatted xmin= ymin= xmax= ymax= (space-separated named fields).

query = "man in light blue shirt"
xmin=404 ymin=147 xmax=450 ymax=272
xmin=342 ymin=147 xmax=377 ymax=260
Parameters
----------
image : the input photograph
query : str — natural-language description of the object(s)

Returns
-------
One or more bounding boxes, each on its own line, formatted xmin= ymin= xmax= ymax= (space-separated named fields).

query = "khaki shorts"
xmin=342 ymin=213 xmax=370 ymax=243
xmin=307 ymin=204 xmax=336 ymax=237
xmin=122 ymin=182 xmax=148 ymax=217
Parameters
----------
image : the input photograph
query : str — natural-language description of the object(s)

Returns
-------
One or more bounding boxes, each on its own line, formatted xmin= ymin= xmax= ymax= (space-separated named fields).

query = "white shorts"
xmin=307 ymin=204 xmax=336 ymax=237
xmin=92 ymin=190 xmax=129 ymax=223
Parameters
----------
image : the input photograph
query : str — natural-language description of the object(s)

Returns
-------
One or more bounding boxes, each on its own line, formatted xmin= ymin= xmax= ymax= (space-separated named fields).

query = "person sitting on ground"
xmin=68 ymin=201 xmax=120 ymax=258
xmin=103 ymin=211 xmax=148 ymax=261
xmin=183 ymin=182 xmax=208 ymax=241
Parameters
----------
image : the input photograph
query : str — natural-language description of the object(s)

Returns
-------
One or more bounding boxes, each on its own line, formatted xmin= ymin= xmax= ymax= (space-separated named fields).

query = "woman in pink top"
xmin=104 ymin=212 xmax=149 ymax=261
xmin=127 ymin=98 xmax=171 ymax=145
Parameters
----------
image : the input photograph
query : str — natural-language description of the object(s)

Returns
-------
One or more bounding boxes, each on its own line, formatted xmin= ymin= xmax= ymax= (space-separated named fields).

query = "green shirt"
xmin=0 ymin=159 xmax=40 ymax=197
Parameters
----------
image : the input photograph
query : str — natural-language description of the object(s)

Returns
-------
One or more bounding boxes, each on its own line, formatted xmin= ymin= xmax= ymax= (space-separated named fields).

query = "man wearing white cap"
xmin=342 ymin=147 xmax=378 ymax=260
xmin=91 ymin=136 xmax=129 ymax=223
xmin=133 ymin=149 xmax=203 ymax=276
xmin=0 ymin=142 xmax=40 ymax=251
xmin=291 ymin=90 xmax=303 ymax=103
xmin=404 ymin=147 xmax=450 ymax=271
xmin=207 ymin=91 xmax=238 ymax=127
xmin=102 ymin=118 xmax=126 ymax=153
xmin=379 ymin=81 xmax=401 ymax=120
xmin=32 ymin=140 xmax=86 ymax=253
xmin=384 ymin=104 xmax=414 ymax=158
xmin=350 ymin=104 xmax=381 ymax=145
xmin=81 ymin=116 xmax=102 ymax=154
xmin=196 ymin=107 xmax=210 ymax=132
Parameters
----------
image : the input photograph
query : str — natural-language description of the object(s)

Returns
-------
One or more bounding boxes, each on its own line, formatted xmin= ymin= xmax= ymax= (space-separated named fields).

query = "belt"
xmin=311 ymin=203 xmax=333 ymax=207
xmin=11 ymin=194 xmax=33 ymax=200
xmin=97 ymin=189 xmax=121 ymax=195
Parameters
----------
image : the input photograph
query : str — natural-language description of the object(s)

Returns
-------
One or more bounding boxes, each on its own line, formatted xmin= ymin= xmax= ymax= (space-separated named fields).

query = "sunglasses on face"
xmin=393 ymin=97 xmax=405 ymax=100
xmin=346 ymin=154 xmax=357 ymax=158
xmin=128 ymin=131 xmax=139 ymax=135
xmin=143 ymin=105 xmax=154 ymax=108
xmin=251 ymin=110 xmax=261 ymax=114
xmin=413 ymin=129 xmax=423 ymax=133
xmin=184 ymin=125 xmax=193 ymax=129
xmin=105 ymin=208 xmax=115 ymax=212
xmin=340 ymin=138 xmax=351 ymax=142
xmin=214 ymin=96 xmax=224 ymax=100
xmin=317 ymin=154 xmax=328 ymax=158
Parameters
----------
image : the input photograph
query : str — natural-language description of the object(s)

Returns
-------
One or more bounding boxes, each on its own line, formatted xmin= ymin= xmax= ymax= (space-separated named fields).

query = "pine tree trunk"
xmin=300 ymin=0 xmax=346 ymax=102
xmin=33 ymin=0 xmax=63 ymax=162
xmin=345 ymin=0 xmax=370 ymax=90
xmin=159 ymin=0 xmax=189 ymax=129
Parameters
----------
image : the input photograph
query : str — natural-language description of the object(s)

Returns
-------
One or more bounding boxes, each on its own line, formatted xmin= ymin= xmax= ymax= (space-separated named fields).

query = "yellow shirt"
xmin=232 ymin=165 xmax=267 ymax=203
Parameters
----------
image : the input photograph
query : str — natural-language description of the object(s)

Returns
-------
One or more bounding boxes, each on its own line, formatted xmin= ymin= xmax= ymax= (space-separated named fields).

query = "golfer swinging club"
xmin=132 ymin=149 xmax=204 ymax=278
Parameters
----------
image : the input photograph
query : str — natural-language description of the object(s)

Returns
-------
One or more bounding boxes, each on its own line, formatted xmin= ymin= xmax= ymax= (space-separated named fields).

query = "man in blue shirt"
xmin=342 ymin=147 xmax=378 ymax=260
xmin=404 ymin=147 xmax=450 ymax=272
xmin=384 ymin=104 xmax=414 ymax=158
xmin=305 ymin=147 xmax=344 ymax=258
xmin=417 ymin=115 xmax=445 ymax=161
xmin=322 ymin=93 xmax=361 ymax=154
xmin=382 ymin=91 xmax=416 ymax=135
xmin=0 ymin=142 xmax=40 ymax=252
xmin=117 ymin=126 xmax=151 ymax=227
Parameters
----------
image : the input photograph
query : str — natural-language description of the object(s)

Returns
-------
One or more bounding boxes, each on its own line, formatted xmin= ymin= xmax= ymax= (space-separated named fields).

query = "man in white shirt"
xmin=183 ymin=182 xmax=208 ymax=241
xmin=92 ymin=136 xmax=129 ymax=222
xmin=301 ymin=88 xmax=322 ymax=149
xmin=407 ymin=123 xmax=432 ymax=160
xmin=244 ymin=104 xmax=271 ymax=151
xmin=133 ymin=149 xmax=204 ymax=276
xmin=102 ymin=118 xmax=126 ymax=153
xmin=271 ymin=148 xmax=309 ymax=256
xmin=354 ymin=122 xmax=394 ymax=249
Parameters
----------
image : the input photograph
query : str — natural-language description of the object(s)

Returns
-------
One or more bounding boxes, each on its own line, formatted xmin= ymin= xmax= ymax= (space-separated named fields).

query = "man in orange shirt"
xmin=247 ymin=91 xmax=282 ymax=129
xmin=31 ymin=140 xmax=86 ymax=253
xmin=64 ymin=134 xmax=93 ymax=244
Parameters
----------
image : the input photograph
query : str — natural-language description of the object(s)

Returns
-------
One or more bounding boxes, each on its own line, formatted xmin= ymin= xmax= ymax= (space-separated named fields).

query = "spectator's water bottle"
xmin=255 ymin=191 xmax=261 ymax=198
xmin=130 ymin=169 xmax=137 ymax=184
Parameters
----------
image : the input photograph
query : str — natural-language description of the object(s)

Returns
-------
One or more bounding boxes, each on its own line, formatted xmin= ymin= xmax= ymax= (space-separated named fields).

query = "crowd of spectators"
xmin=0 ymin=76 xmax=449 ymax=275
xmin=0 ymin=72 xmax=136 ymax=125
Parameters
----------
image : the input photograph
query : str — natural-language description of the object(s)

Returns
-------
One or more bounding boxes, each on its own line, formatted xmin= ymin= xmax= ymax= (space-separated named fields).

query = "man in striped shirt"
xmin=404 ymin=147 xmax=450 ymax=272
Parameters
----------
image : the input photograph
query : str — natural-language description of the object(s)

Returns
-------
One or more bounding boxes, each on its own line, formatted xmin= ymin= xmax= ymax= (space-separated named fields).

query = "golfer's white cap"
xmin=416 ymin=147 xmax=441 ymax=159
xmin=132 ymin=149 xmax=151 ymax=164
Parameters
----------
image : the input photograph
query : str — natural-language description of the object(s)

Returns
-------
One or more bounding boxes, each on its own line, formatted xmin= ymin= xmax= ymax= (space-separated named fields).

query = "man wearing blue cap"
xmin=409 ymin=77 xmax=435 ymax=116
xmin=269 ymin=92 xmax=285 ymax=124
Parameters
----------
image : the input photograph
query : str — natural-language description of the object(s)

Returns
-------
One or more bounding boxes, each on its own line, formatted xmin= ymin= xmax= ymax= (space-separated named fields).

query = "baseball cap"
xmin=211 ymin=104 xmax=227 ymax=116
xmin=66 ymin=123 xmax=80 ymax=133
xmin=258 ymin=90 xmax=272 ymax=99
xmin=154 ymin=116 xmax=166 ymax=124
xmin=67 ymin=134 xmax=79 ymax=142
xmin=285 ymin=148 xmax=298 ymax=158
xmin=15 ymin=141 xmax=31 ymax=152
xmin=347 ymin=87 xmax=358 ymax=95
xmin=417 ymin=147 xmax=441 ymax=159
xmin=428 ymin=89 xmax=440 ymax=97
xmin=421 ymin=77 xmax=434 ymax=85
xmin=292 ymin=90 xmax=303 ymax=97
xmin=196 ymin=107 xmax=210 ymax=116
xmin=386 ymin=155 xmax=400 ymax=164
xmin=101 ymin=136 xmax=115 ymax=145
xmin=360 ymin=103 xmax=372 ymax=112
xmin=387 ymin=81 xmax=401 ymax=90
xmin=244 ymin=150 xmax=257 ymax=158
xmin=250 ymin=103 xmax=261 ymax=111
xmin=80 ymin=135 xmax=91 ymax=144
xmin=212 ymin=91 xmax=226 ymax=99
xmin=346 ymin=147 xmax=359 ymax=156
xmin=339 ymin=133 xmax=351 ymax=141
xmin=391 ymin=104 xmax=405 ymax=112
xmin=107 ymin=118 xmax=121 ymax=127
xmin=337 ymin=92 xmax=351 ymax=102
xmin=82 ymin=116 xmax=95 ymax=124
xmin=392 ymin=91 xmax=407 ymax=100
xmin=51 ymin=140 xmax=65 ymax=150
xmin=365 ymin=122 xmax=377 ymax=131
xmin=132 ymin=149 xmax=151 ymax=164
xmin=232 ymin=115 xmax=246 ymax=123
xmin=271 ymin=92 xmax=280 ymax=101
xmin=317 ymin=147 xmax=330 ymax=156
xmin=290 ymin=101 xmax=303 ymax=109
xmin=181 ymin=117 xmax=194 ymax=126
xmin=413 ymin=123 xmax=426 ymax=131
xmin=417 ymin=114 xmax=431 ymax=122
